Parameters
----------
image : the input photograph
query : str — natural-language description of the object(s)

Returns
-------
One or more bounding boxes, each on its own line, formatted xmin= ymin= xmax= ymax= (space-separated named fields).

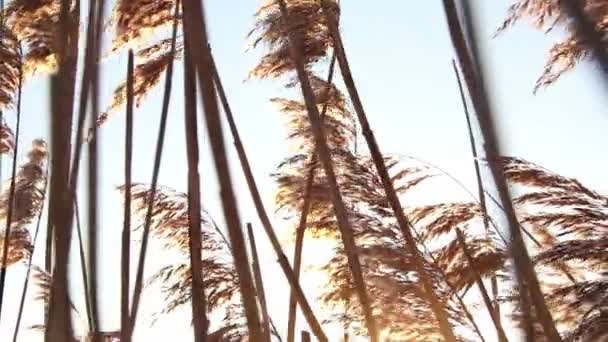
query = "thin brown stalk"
xmin=274 ymin=0 xmax=378 ymax=340
xmin=451 ymin=58 xmax=502 ymax=326
xmin=301 ymin=331 xmax=311 ymax=342
xmin=67 ymin=0 xmax=104 ymax=325
xmin=45 ymin=0 xmax=80 ymax=338
xmin=442 ymin=1 xmax=561 ymax=341
xmin=455 ymin=228 xmax=509 ymax=342
xmin=13 ymin=165 xmax=49 ymax=342
xmin=183 ymin=35 xmax=208 ymax=342
xmin=121 ymin=49 xmax=134 ymax=342
xmin=246 ymin=223 xmax=271 ymax=342
xmin=209 ymin=48 xmax=327 ymax=341
xmin=180 ymin=0 xmax=262 ymax=339
xmin=318 ymin=2 xmax=457 ymax=340
xmin=128 ymin=1 xmax=179 ymax=337
xmin=286 ymin=169 xmax=313 ymax=342
xmin=287 ymin=51 xmax=337 ymax=342
xmin=74 ymin=196 xmax=93 ymax=331
xmin=87 ymin=0 xmax=107 ymax=339
xmin=0 ymin=42 xmax=23 ymax=321
xmin=45 ymin=0 xmax=81 ymax=303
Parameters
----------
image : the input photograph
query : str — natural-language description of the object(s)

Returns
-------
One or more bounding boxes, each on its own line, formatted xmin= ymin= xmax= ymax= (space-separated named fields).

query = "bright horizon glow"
xmin=0 ymin=1 xmax=606 ymax=341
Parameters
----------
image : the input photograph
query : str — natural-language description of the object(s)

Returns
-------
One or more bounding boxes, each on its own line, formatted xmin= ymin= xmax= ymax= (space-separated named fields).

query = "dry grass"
xmin=0 ymin=0 xmax=602 ymax=341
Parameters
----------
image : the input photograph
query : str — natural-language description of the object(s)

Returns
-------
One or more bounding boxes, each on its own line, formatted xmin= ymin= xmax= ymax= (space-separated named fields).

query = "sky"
xmin=0 ymin=1 xmax=607 ymax=341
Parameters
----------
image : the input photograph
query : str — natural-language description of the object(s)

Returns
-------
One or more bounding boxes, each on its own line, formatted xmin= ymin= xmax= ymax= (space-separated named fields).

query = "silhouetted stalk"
xmin=270 ymin=318 xmax=282 ymax=342
xmin=286 ymin=168 xmax=313 ymax=342
xmin=319 ymin=2 xmax=457 ymax=340
xmin=451 ymin=58 xmax=502 ymax=325
xmin=128 ymin=2 xmax=179 ymax=337
xmin=455 ymin=228 xmax=509 ymax=342
xmin=60 ymin=0 xmax=104 ymax=335
xmin=287 ymin=52 xmax=337 ymax=342
xmin=246 ymin=223 xmax=271 ymax=342
xmin=45 ymin=0 xmax=80 ymax=338
xmin=181 ymin=1 xmax=262 ymax=339
xmin=274 ymin=1 xmax=378 ymax=340
xmin=121 ymin=50 xmax=134 ymax=342
xmin=70 ymin=0 xmax=98 ymax=188
xmin=86 ymin=0 xmax=107 ymax=338
xmin=442 ymin=1 xmax=561 ymax=341
xmin=13 ymin=165 xmax=49 ymax=342
xmin=209 ymin=48 xmax=327 ymax=341
xmin=46 ymin=0 xmax=80 ymax=338
xmin=74 ymin=197 xmax=93 ymax=331
xmin=301 ymin=331 xmax=311 ymax=342
xmin=183 ymin=36 xmax=209 ymax=342
xmin=0 ymin=43 xmax=23 ymax=322
xmin=66 ymin=0 xmax=98 ymax=332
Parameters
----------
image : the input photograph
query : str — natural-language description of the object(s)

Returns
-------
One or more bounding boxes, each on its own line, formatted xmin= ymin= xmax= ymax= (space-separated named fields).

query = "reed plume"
xmin=99 ymin=0 xmax=182 ymax=127
xmin=0 ymin=121 xmax=14 ymax=155
xmin=248 ymin=0 xmax=339 ymax=79
xmin=496 ymin=0 xmax=608 ymax=91
xmin=4 ymin=0 xmax=62 ymax=77
xmin=0 ymin=139 xmax=47 ymax=268
xmin=118 ymin=184 xmax=251 ymax=341
xmin=0 ymin=23 xmax=21 ymax=109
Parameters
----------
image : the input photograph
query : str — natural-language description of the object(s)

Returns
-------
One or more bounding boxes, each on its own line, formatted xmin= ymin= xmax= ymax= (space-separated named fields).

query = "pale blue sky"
xmin=1 ymin=1 xmax=606 ymax=341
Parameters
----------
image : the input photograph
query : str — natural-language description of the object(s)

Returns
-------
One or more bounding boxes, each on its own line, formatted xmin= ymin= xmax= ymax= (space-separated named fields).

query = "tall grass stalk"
xmin=246 ymin=223 xmax=271 ymax=342
xmin=87 ymin=0 xmax=107 ymax=338
xmin=319 ymin=1 xmax=457 ymax=340
xmin=67 ymin=0 xmax=105 ymax=333
xmin=183 ymin=35 xmax=209 ymax=342
xmin=128 ymin=2 xmax=179 ymax=337
xmin=451 ymin=58 xmax=503 ymax=328
xmin=442 ymin=1 xmax=561 ymax=340
xmin=74 ymin=197 xmax=93 ymax=331
xmin=210 ymin=47 xmax=327 ymax=341
xmin=180 ymin=0 xmax=262 ymax=339
xmin=45 ymin=0 xmax=80 ymax=337
xmin=274 ymin=0 xmax=379 ymax=339
xmin=287 ymin=52 xmax=337 ymax=342
xmin=121 ymin=50 xmax=134 ymax=342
